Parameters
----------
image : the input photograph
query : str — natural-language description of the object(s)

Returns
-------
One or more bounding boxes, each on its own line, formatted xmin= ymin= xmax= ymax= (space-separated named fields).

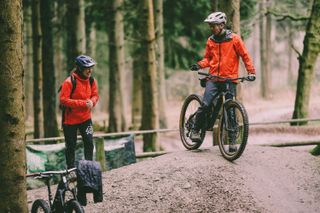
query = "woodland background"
xmin=0 ymin=0 xmax=320 ymax=211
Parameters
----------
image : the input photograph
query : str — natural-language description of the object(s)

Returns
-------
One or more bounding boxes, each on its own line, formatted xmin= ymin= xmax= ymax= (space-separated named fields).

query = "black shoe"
xmin=190 ymin=130 xmax=201 ymax=142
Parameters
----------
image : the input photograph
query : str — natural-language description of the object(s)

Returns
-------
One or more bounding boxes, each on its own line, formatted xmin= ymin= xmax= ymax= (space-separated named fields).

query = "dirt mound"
xmin=27 ymin=145 xmax=320 ymax=213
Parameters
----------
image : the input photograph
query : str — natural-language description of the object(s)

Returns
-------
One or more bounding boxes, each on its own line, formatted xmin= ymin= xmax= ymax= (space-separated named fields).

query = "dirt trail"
xmin=80 ymin=145 xmax=320 ymax=213
xmin=27 ymin=144 xmax=320 ymax=213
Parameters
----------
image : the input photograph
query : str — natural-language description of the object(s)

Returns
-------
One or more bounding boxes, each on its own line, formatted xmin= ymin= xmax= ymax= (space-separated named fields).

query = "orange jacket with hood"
xmin=60 ymin=72 xmax=99 ymax=125
xmin=197 ymin=30 xmax=255 ymax=81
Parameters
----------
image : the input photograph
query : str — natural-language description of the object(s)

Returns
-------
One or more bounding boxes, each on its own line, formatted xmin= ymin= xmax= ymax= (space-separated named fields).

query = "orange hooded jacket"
xmin=197 ymin=30 xmax=255 ymax=81
xmin=60 ymin=72 xmax=99 ymax=125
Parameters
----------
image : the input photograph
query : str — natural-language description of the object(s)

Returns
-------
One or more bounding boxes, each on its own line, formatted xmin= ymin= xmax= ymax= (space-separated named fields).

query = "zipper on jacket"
xmin=218 ymin=43 xmax=221 ymax=77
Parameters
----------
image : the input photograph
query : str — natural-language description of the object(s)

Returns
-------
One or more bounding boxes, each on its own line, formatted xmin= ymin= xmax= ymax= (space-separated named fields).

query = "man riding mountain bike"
xmin=190 ymin=12 xmax=256 ymax=152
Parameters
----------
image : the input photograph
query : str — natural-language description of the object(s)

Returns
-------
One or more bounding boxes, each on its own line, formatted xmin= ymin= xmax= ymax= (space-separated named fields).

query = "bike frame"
xmin=198 ymin=71 xmax=248 ymax=132
xmin=26 ymin=168 xmax=77 ymax=211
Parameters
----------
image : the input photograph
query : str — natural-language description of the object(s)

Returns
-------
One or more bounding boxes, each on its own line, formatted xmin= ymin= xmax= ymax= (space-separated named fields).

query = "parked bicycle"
xmin=26 ymin=168 xmax=84 ymax=213
xmin=179 ymin=71 xmax=253 ymax=161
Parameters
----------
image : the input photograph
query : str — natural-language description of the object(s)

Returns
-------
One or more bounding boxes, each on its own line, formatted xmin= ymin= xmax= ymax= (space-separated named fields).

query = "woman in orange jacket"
xmin=189 ymin=12 xmax=256 ymax=146
xmin=60 ymin=55 xmax=99 ymax=168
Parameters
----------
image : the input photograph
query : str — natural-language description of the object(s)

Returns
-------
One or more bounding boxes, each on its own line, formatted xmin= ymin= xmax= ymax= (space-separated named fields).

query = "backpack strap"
xmin=69 ymin=75 xmax=76 ymax=98
xmin=89 ymin=76 xmax=94 ymax=87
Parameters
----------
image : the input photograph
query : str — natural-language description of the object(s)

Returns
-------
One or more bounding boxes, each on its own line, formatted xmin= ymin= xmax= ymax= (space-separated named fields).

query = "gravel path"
xmin=27 ymin=144 xmax=318 ymax=213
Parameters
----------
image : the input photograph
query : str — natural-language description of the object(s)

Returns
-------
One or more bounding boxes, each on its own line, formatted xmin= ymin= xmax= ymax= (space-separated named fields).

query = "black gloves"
xmin=190 ymin=64 xmax=201 ymax=71
xmin=247 ymin=74 xmax=256 ymax=81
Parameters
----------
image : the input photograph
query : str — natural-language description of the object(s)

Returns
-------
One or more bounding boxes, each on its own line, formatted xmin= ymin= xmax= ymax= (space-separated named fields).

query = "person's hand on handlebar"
xmin=247 ymin=73 xmax=256 ymax=81
xmin=190 ymin=64 xmax=201 ymax=71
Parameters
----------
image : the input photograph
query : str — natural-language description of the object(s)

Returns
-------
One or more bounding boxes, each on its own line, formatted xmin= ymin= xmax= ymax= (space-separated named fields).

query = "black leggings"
xmin=63 ymin=119 xmax=94 ymax=168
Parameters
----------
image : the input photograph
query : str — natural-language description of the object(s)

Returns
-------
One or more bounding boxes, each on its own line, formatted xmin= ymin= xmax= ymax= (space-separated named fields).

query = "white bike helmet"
xmin=204 ymin=12 xmax=227 ymax=24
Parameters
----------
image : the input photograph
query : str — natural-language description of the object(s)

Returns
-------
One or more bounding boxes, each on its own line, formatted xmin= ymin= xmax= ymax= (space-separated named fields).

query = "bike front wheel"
xmin=31 ymin=199 xmax=50 ymax=213
xmin=218 ymin=100 xmax=249 ymax=161
xmin=179 ymin=94 xmax=206 ymax=150
xmin=65 ymin=199 xmax=85 ymax=213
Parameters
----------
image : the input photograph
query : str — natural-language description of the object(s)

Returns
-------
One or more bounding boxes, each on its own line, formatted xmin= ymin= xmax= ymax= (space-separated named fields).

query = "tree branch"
xmin=266 ymin=10 xmax=309 ymax=22
xmin=291 ymin=44 xmax=302 ymax=61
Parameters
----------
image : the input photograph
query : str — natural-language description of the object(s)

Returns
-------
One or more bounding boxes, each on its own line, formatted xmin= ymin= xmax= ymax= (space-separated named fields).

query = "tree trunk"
xmin=87 ymin=22 xmax=97 ymax=60
xmin=0 ymin=1 xmax=28 ymax=212
xmin=155 ymin=0 xmax=168 ymax=129
xmin=108 ymin=0 xmax=127 ymax=132
xmin=287 ymin=21 xmax=294 ymax=85
xmin=32 ymin=0 xmax=44 ymax=138
xmin=23 ymin=2 xmax=33 ymax=121
xmin=131 ymin=2 xmax=143 ymax=130
xmin=65 ymin=0 xmax=86 ymax=71
xmin=259 ymin=0 xmax=268 ymax=98
xmin=131 ymin=58 xmax=142 ymax=130
xmin=265 ymin=0 xmax=272 ymax=98
xmin=141 ymin=0 xmax=159 ymax=152
xmin=292 ymin=0 xmax=320 ymax=125
xmin=41 ymin=0 xmax=59 ymax=137
xmin=219 ymin=0 xmax=240 ymax=34
xmin=219 ymin=0 xmax=243 ymax=100
xmin=54 ymin=0 xmax=66 ymax=113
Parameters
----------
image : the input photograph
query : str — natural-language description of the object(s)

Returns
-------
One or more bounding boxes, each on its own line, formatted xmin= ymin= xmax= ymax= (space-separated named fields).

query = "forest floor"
xmin=27 ymin=83 xmax=320 ymax=212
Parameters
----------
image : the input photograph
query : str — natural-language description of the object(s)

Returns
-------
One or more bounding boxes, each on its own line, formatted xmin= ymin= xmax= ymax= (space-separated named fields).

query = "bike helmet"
xmin=75 ymin=55 xmax=96 ymax=69
xmin=204 ymin=12 xmax=227 ymax=24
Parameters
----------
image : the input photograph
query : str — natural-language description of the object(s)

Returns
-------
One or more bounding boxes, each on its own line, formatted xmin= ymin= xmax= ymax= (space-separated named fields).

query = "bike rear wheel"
xmin=65 ymin=199 xmax=84 ymax=213
xmin=179 ymin=94 xmax=206 ymax=150
xmin=217 ymin=100 xmax=249 ymax=161
xmin=31 ymin=199 xmax=50 ymax=213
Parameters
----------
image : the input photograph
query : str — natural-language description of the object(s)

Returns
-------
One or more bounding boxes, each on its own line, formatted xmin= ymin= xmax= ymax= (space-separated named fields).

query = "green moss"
xmin=310 ymin=144 xmax=320 ymax=156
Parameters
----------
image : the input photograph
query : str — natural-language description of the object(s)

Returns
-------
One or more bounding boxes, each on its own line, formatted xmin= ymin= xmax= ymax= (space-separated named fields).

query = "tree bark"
xmin=155 ymin=0 xmax=168 ymax=129
xmin=131 ymin=1 xmax=143 ymax=130
xmin=108 ymin=0 xmax=127 ymax=132
xmin=65 ymin=0 xmax=86 ymax=71
xmin=141 ymin=0 xmax=159 ymax=152
xmin=32 ymin=0 xmax=44 ymax=138
xmin=219 ymin=0 xmax=243 ymax=100
xmin=292 ymin=0 xmax=320 ymax=125
xmin=41 ymin=0 xmax=59 ymax=137
xmin=287 ymin=21 xmax=294 ymax=85
xmin=0 ymin=1 xmax=28 ymax=212
xmin=259 ymin=0 xmax=268 ymax=98
xmin=265 ymin=0 xmax=272 ymax=98
xmin=23 ymin=2 xmax=33 ymax=121
xmin=131 ymin=58 xmax=142 ymax=130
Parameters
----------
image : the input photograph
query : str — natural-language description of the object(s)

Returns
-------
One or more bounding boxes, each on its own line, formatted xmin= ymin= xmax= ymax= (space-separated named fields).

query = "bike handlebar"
xmin=26 ymin=167 xmax=77 ymax=178
xmin=197 ymin=71 xmax=253 ymax=82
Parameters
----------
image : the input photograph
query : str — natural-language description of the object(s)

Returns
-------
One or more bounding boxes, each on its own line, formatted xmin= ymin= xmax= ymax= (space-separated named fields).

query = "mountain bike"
xmin=179 ymin=71 xmax=252 ymax=161
xmin=26 ymin=168 xmax=84 ymax=213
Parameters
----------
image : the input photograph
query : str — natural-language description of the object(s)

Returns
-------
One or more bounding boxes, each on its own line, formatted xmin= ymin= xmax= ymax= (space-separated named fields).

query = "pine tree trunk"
xmin=131 ymin=2 xmax=143 ymax=130
xmin=108 ymin=0 xmax=127 ymax=132
xmin=292 ymin=0 xmax=320 ymax=125
xmin=155 ymin=0 xmax=168 ymax=129
xmin=141 ymin=0 xmax=159 ymax=152
xmin=219 ymin=0 xmax=243 ymax=100
xmin=87 ymin=22 xmax=97 ymax=60
xmin=32 ymin=0 xmax=44 ymax=138
xmin=23 ymin=3 xmax=33 ymax=121
xmin=265 ymin=0 xmax=272 ymax=98
xmin=287 ymin=21 xmax=294 ymax=85
xmin=41 ymin=0 xmax=59 ymax=137
xmin=0 ymin=1 xmax=28 ymax=211
xmin=54 ymin=0 xmax=66 ymax=102
xmin=259 ymin=0 xmax=268 ymax=98
xmin=131 ymin=59 xmax=142 ymax=130
xmin=65 ymin=0 xmax=86 ymax=70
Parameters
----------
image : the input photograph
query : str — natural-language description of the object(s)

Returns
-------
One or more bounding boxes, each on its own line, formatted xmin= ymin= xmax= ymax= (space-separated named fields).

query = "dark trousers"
xmin=63 ymin=119 xmax=94 ymax=169
xmin=194 ymin=81 xmax=237 ymax=131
